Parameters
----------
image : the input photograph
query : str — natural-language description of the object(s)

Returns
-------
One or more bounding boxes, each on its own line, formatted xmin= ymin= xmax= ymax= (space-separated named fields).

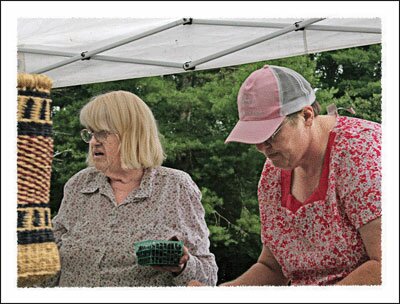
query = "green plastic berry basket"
xmin=134 ymin=240 xmax=184 ymax=266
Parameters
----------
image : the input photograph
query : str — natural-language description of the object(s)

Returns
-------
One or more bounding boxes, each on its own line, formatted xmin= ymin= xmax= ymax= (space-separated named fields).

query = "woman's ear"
xmin=302 ymin=106 xmax=314 ymax=127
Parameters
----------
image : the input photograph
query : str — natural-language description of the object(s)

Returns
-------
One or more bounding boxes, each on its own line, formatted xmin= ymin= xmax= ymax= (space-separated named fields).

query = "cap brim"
xmin=225 ymin=116 xmax=285 ymax=144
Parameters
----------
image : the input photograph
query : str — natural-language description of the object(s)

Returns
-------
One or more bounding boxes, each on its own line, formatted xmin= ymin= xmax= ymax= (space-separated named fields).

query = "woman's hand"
xmin=152 ymin=245 xmax=190 ymax=274
xmin=187 ymin=280 xmax=206 ymax=286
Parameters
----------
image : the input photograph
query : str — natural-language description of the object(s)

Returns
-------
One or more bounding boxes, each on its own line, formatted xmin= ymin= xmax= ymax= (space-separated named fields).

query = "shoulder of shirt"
xmin=64 ymin=167 xmax=101 ymax=189
xmin=330 ymin=116 xmax=381 ymax=163
xmin=333 ymin=116 xmax=381 ymax=139
xmin=155 ymin=166 xmax=196 ymax=187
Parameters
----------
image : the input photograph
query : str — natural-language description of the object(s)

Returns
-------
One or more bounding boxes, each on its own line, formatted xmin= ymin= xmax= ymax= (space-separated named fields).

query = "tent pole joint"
xmin=183 ymin=61 xmax=195 ymax=71
xmin=183 ymin=18 xmax=193 ymax=25
xmin=81 ymin=51 xmax=91 ymax=60
xmin=294 ymin=21 xmax=305 ymax=31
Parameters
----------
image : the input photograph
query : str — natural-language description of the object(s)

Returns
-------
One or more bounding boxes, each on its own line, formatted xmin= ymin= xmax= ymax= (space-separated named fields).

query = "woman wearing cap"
xmin=191 ymin=65 xmax=381 ymax=286
xmin=46 ymin=91 xmax=217 ymax=287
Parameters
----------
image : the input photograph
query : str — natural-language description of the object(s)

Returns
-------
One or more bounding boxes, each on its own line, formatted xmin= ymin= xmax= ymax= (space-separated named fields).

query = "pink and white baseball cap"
xmin=225 ymin=65 xmax=316 ymax=144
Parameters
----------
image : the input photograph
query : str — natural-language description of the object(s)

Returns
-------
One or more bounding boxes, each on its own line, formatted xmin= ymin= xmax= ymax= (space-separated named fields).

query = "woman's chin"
xmin=93 ymin=161 xmax=107 ymax=173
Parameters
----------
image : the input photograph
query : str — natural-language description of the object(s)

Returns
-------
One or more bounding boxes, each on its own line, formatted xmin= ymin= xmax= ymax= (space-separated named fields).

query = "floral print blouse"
xmin=258 ymin=116 xmax=381 ymax=285
xmin=48 ymin=166 xmax=218 ymax=287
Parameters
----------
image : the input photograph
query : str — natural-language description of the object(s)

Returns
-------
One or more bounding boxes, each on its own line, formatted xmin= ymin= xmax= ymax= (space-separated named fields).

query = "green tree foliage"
xmin=49 ymin=45 xmax=381 ymax=284
xmin=313 ymin=44 xmax=382 ymax=122
xmin=50 ymin=87 xmax=91 ymax=214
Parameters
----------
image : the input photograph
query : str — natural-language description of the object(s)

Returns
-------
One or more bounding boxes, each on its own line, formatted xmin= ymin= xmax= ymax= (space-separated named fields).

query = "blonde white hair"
xmin=80 ymin=90 xmax=165 ymax=169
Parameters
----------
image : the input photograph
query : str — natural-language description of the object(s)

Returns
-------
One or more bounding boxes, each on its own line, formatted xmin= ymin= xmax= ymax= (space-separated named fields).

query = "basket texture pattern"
xmin=17 ymin=73 xmax=60 ymax=287
xmin=134 ymin=240 xmax=183 ymax=266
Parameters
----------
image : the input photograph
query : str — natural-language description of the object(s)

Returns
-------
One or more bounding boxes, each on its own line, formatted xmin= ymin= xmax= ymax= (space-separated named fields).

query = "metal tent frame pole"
xmin=183 ymin=18 xmax=325 ymax=71
xmin=18 ymin=48 xmax=183 ymax=69
xmin=30 ymin=19 xmax=185 ymax=74
xmin=192 ymin=19 xmax=381 ymax=34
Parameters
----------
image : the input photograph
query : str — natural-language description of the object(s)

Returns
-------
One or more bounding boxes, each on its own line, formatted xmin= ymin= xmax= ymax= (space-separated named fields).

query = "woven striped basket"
xmin=17 ymin=73 xmax=60 ymax=287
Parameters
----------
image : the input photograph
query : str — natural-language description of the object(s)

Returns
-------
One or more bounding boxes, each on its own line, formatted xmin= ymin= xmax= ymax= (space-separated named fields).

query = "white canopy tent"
xmin=4 ymin=1 xmax=399 ymax=301
xmin=17 ymin=17 xmax=381 ymax=88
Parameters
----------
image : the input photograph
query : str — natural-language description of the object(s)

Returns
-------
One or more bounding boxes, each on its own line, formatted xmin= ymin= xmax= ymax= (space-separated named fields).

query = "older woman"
xmin=49 ymin=90 xmax=217 ymax=287
xmin=190 ymin=65 xmax=381 ymax=286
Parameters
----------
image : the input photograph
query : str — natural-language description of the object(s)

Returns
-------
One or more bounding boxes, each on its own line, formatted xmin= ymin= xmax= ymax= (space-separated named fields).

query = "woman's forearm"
xmin=336 ymin=260 xmax=381 ymax=285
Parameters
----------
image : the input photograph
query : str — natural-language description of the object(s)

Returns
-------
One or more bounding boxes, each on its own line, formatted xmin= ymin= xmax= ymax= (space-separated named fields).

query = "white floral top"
xmin=258 ymin=116 xmax=381 ymax=285
xmin=49 ymin=166 xmax=218 ymax=287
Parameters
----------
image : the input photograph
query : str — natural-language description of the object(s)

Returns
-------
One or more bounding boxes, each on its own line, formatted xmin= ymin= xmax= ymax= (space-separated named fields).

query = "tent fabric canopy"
xmin=17 ymin=18 xmax=381 ymax=88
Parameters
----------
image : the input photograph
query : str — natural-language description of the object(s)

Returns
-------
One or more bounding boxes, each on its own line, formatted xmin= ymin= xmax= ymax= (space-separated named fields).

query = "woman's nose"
xmin=255 ymin=143 xmax=263 ymax=150
xmin=256 ymin=141 xmax=272 ymax=150
xmin=255 ymin=142 xmax=267 ymax=151
xmin=89 ymin=136 xmax=100 ymax=145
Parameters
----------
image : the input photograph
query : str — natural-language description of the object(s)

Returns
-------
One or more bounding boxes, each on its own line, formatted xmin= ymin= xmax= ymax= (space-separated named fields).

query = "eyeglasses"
xmin=80 ymin=129 xmax=112 ymax=143
xmin=264 ymin=118 xmax=289 ymax=145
